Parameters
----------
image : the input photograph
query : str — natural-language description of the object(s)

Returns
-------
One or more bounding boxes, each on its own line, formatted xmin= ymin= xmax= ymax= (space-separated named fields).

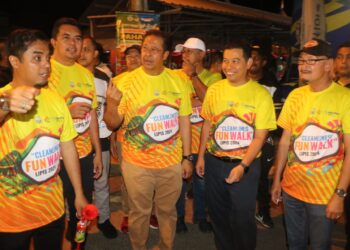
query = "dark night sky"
xmin=0 ymin=0 xmax=293 ymax=37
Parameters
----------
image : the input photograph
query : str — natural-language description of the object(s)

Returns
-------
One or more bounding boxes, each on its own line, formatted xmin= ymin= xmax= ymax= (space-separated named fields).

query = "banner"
xmin=116 ymin=11 xmax=160 ymax=52
xmin=300 ymin=0 xmax=326 ymax=47
xmin=292 ymin=0 xmax=350 ymax=54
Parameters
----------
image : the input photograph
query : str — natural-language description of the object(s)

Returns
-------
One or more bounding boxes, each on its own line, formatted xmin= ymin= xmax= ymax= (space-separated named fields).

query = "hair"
xmin=336 ymin=41 xmax=350 ymax=54
xmin=224 ymin=40 xmax=251 ymax=61
xmin=51 ymin=17 xmax=82 ymax=39
xmin=142 ymin=29 xmax=170 ymax=51
xmin=7 ymin=29 xmax=48 ymax=59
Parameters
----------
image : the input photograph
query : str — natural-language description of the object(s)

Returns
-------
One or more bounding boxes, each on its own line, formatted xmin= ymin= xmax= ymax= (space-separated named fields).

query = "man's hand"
xmin=93 ymin=154 xmax=103 ymax=179
xmin=106 ymin=83 xmax=122 ymax=107
xmin=182 ymin=61 xmax=197 ymax=77
xmin=196 ymin=156 xmax=205 ymax=177
xmin=225 ymin=164 xmax=244 ymax=184
xmin=182 ymin=159 xmax=193 ymax=179
xmin=74 ymin=193 xmax=88 ymax=219
xmin=326 ymin=194 xmax=344 ymax=220
xmin=271 ymin=179 xmax=282 ymax=205
xmin=191 ymin=97 xmax=202 ymax=107
xmin=68 ymin=102 xmax=91 ymax=119
xmin=6 ymin=85 xmax=40 ymax=113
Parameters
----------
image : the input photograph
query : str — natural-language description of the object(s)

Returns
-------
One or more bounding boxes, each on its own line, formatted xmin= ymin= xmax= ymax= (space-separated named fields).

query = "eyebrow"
xmin=32 ymin=51 xmax=44 ymax=55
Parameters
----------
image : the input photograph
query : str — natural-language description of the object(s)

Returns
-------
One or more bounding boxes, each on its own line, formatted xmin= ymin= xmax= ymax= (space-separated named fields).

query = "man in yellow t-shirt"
xmin=104 ymin=29 xmax=192 ymax=250
xmin=49 ymin=17 xmax=102 ymax=249
xmin=196 ymin=41 xmax=276 ymax=250
xmin=174 ymin=37 xmax=222 ymax=233
xmin=272 ymin=39 xmax=350 ymax=249
xmin=0 ymin=29 xmax=87 ymax=250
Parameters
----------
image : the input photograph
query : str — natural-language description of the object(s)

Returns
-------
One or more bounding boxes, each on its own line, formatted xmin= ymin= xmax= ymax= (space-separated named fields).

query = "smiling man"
xmin=272 ymin=38 xmax=350 ymax=250
xmin=0 ymin=29 xmax=87 ymax=250
xmin=196 ymin=41 xmax=276 ymax=250
xmin=49 ymin=17 xmax=102 ymax=250
xmin=104 ymin=29 xmax=192 ymax=250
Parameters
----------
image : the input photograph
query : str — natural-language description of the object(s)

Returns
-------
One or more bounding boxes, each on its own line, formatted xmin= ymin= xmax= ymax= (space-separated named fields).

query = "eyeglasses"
xmin=141 ymin=46 xmax=163 ymax=54
xmin=297 ymin=58 xmax=328 ymax=65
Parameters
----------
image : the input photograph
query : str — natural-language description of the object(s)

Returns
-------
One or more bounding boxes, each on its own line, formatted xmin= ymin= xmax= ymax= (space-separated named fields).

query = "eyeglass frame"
xmin=297 ymin=57 xmax=330 ymax=65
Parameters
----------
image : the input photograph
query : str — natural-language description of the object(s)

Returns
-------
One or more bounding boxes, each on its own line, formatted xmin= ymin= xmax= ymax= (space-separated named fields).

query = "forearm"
xmin=198 ymin=120 xmax=211 ymax=158
xmin=273 ymin=129 xmax=291 ymax=182
xmin=104 ymin=102 xmax=124 ymax=130
xmin=191 ymin=77 xmax=207 ymax=101
xmin=60 ymin=141 xmax=85 ymax=197
xmin=336 ymin=134 xmax=350 ymax=190
xmin=0 ymin=110 xmax=9 ymax=124
xmin=179 ymin=115 xmax=191 ymax=156
xmin=89 ymin=109 xmax=102 ymax=156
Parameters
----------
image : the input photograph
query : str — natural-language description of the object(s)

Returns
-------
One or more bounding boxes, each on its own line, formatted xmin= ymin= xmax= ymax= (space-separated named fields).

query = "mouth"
xmin=39 ymin=72 xmax=50 ymax=78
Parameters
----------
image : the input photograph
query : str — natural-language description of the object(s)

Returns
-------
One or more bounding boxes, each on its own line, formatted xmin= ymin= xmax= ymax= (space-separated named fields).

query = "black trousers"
xmin=205 ymin=154 xmax=260 ymax=250
xmin=0 ymin=216 xmax=65 ymax=250
xmin=257 ymin=138 xmax=275 ymax=215
xmin=59 ymin=153 xmax=94 ymax=249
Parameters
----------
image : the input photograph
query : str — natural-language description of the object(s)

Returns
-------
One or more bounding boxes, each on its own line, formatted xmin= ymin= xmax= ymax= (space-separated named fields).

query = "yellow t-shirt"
xmin=278 ymin=82 xmax=350 ymax=204
xmin=0 ymin=84 xmax=77 ymax=232
xmin=112 ymin=71 xmax=130 ymax=143
xmin=49 ymin=59 xmax=97 ymax=158
xmin=201 ymin=79 xmax=276 ymax=159
xmin=118 ymin=67 xmax=192 ymax=168
xmin=174 ymin=69 xmax=222 ymax=154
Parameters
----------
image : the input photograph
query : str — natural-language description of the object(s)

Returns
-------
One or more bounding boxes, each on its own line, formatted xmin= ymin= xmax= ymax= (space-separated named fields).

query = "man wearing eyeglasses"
xmin=104 ymin=29 xmax=192 ymax=250
xmin=271 ymin=38 xmax=350 ymax=249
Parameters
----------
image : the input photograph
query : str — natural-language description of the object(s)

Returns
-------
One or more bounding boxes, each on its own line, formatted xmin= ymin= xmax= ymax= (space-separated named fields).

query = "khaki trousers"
xmin=122 ymin=160 xmax=182 ymax=250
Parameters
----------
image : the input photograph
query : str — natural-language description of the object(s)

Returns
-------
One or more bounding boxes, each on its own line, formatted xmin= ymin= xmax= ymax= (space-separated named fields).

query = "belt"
xmin=210 ymin=154 xmax=241 ymax=164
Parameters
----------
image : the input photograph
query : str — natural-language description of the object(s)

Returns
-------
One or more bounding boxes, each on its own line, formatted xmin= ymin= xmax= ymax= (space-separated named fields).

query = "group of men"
xmin=0 ymin=15 xmax=350 ymax=250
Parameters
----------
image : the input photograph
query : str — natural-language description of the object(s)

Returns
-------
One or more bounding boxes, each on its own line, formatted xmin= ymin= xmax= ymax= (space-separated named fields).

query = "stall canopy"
xmin=79 ymin=0 xmax=292 ymax=49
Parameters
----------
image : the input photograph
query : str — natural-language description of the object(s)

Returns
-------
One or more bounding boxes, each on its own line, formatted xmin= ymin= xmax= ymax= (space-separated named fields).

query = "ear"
xmin=262 ymin=59 xmax=267 ymax=67
xmin=163 ymin=50 xmax=170 ymax=61
xmin=247 ymin=57 xmax=253 ymax=69
xmin=8 ymin=55 xmax=20 ymax=69
xmin=325 ymin=58 xmax=333 ymax=73
xmin=94 ymin=50 xmax=99 ymax=59
xmin=50 ymin=38 xmax=56 ymax=49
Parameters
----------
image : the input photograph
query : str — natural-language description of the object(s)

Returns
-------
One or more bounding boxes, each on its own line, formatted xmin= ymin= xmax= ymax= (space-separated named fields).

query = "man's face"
xmin=182 ymin=48 xmax=203 ymax=66
xmin=78 ymin=38 xmax=97 ymax=68
xmin=51 ymin=24 xmax=82 ymax=62
xmin=141 ymin=35 xmax=168 ymax=75
xmin=335 ymin=47 xmax=350 ymax=78
xmin=249 ymin=50 xmax=266 ymax=74
xmin=222 ymin=48 xmax=252 ymax=85
xmin=13 ymin=40 xmax=51 ymax=87
xmin=298 ymin=52 xmax=330 ymax=83
xmin=125 ymin=48 xmax=141 ymax=71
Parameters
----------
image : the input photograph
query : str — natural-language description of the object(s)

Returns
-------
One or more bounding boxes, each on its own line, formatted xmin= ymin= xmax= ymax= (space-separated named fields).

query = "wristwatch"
xmin=335 ymin=188 xmax=347 ymax=198
xmin=240 ymin=162 xmax=250 ymax=174
xmin=0 ymin=95 xmax=10 ymax=111
xmin=182 ymin=154 xmax=194 ymax=161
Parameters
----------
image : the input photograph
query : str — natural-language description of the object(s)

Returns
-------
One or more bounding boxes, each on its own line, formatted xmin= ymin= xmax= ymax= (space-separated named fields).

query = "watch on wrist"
xmin=335 ymin=188 xmax=347 ymax=198
xmin=240 ymin=162 xmax=249 ymax=174
xmin=182 ymin=154 xmax=194 ymax=161
xmin=0 ymin=95 xmax=10 ymax=111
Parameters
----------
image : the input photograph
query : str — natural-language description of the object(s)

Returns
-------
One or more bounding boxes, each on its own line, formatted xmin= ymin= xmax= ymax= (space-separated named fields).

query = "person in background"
xmin=196 ymin=41 xmax=276 ymax=250
xmin=78 ymin=36 xmax=118 ymax=239
xmin=272 ymin=38 xmax=350 ymax=250
xmin=0 ymin=28 xmax=87 ymax=250
xmin=104 ymin=29 xmax=192 ymax=250
xmin=174 ymin=37 xmax=222 ymax=233
xmin=248 ymin=45 xmax=278 ymax=229
xmin=205 ymin=51 xmax=223 ymax=75
xmin=334 ymin=41 xmax=350 ymax=250
xmin=49 ymin=17 xmax=102 ymax=250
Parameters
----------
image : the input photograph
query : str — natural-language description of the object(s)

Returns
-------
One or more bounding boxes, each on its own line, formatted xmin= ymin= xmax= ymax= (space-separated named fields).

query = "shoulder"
xmin=94 ymin=68 xmax=110 ymax=82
